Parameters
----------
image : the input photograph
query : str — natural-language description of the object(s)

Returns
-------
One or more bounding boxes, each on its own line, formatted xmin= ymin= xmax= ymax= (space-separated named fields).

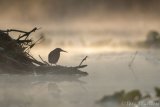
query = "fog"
xmin=0 ymin=1 xmax=160 ymax=107
xmin=1 ymin=0 xmax=160 ymax=21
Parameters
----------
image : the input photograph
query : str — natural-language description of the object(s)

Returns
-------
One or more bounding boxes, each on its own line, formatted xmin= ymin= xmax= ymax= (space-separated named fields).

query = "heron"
xmin=48 ymin=48 xmax=67 ymax=65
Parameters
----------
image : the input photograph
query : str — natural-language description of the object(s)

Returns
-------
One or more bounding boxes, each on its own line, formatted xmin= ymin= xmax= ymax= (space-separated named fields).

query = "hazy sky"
xmin=0 ymin=0 xmax=159 ymax=22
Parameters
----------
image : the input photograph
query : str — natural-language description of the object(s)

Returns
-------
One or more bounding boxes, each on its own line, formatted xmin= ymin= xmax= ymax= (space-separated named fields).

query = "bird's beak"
xmin=61 ymin=50 xmax=68 ymax=53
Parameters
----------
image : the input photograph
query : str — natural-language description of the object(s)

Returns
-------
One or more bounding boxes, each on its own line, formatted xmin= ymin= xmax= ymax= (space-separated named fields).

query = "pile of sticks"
xmin=0 ymin=28 xmax=88 ymax=75
xmin=0 ymin=27 xmax=45 ymax=73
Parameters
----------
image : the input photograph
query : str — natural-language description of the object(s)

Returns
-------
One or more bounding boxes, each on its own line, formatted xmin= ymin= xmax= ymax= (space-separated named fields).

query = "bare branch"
xmin=17 ymin=27 xmax=40 ymax=40
xmin=128 ymin=51 xmax=138 ymax=67
xmin=39 ymin=55 xmax=50 ymax=66
xmin=16 ymin=40 xmax=32 ymax=44
xmin=0 ymin=29 xmax=28 ymax=33
xmin=79 ymin=56 xmax=88 ymax=66
xmin=26 ymin=52 xmax=45 ymax=66
xmin=128 ymin=51 xmax=138 ymax=79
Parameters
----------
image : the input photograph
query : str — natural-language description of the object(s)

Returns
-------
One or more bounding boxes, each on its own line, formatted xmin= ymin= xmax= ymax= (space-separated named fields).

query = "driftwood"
xmin=0 ymin=28 xmax=88 ymax=75
xmin=35 ymin=65 xmax=88 ymax=76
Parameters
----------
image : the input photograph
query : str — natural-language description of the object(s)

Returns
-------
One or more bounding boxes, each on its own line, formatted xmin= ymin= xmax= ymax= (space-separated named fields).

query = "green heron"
xmin=48 ymin=48 xmax=67 ymax=65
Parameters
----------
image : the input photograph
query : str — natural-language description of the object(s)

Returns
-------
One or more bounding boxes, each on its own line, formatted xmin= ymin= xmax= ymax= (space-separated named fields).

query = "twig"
xmin=128 ymin=51 xmax=138 ymax=67
xmin=17 ymin=27 xmax=40 ymax=40
xmin=30 ymin=35 xmax=44 ymax=49
xmin=16 ymin=40 xmax=32 ymax=44
xmin=79 ymin=56 xmax=88 ymax=66
xmin=128 ymin=51 xmax=138 ymax=79
xmin=38 ymin=55 xmax=50 ymax=66
xmin=25 ymin=36 xmax=44 ymax=52
xmin=26 ymin=52 xmax=44 ymax=66
xmin=0 ymin=29 xmax=28 ymax=33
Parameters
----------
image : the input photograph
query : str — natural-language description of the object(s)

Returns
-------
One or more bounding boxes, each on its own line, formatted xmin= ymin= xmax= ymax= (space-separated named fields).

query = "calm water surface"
xmin=0 ymin=51 xmax=160 ymax=107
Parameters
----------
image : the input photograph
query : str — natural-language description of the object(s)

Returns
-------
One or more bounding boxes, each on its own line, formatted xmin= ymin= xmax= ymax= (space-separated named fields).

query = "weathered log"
xmin=34 ymin=65 xmax=88 ymax=75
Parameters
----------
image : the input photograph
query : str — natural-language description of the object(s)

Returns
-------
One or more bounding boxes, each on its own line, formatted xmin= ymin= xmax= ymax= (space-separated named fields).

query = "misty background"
xmin=0 ymin=0 xmax=160 ymax=57
xmin=0 ymin=0 xmax=160 ymax=22
xmin=0 ymin=1 xmax=160 ymax=107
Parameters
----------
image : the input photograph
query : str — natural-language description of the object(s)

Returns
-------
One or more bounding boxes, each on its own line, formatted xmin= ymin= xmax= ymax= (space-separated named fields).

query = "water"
xmin=0 ymin=50 xmax=160 ymax=107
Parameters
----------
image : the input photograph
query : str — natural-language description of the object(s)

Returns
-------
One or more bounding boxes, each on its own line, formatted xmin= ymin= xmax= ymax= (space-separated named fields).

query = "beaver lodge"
xmin=0 ymin=27 xmax=88 ymax=76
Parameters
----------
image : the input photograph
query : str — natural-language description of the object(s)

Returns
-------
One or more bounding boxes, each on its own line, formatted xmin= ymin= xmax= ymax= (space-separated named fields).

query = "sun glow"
xmin=31 ymin=44 xmax=135 ymax=61
xmin=64 ymin=46 xmax=133 ymax=55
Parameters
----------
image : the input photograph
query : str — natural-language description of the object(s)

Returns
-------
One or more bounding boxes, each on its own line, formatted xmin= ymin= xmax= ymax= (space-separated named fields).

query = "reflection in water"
xmin=0 ymin=74 xmax=87 ymax=107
